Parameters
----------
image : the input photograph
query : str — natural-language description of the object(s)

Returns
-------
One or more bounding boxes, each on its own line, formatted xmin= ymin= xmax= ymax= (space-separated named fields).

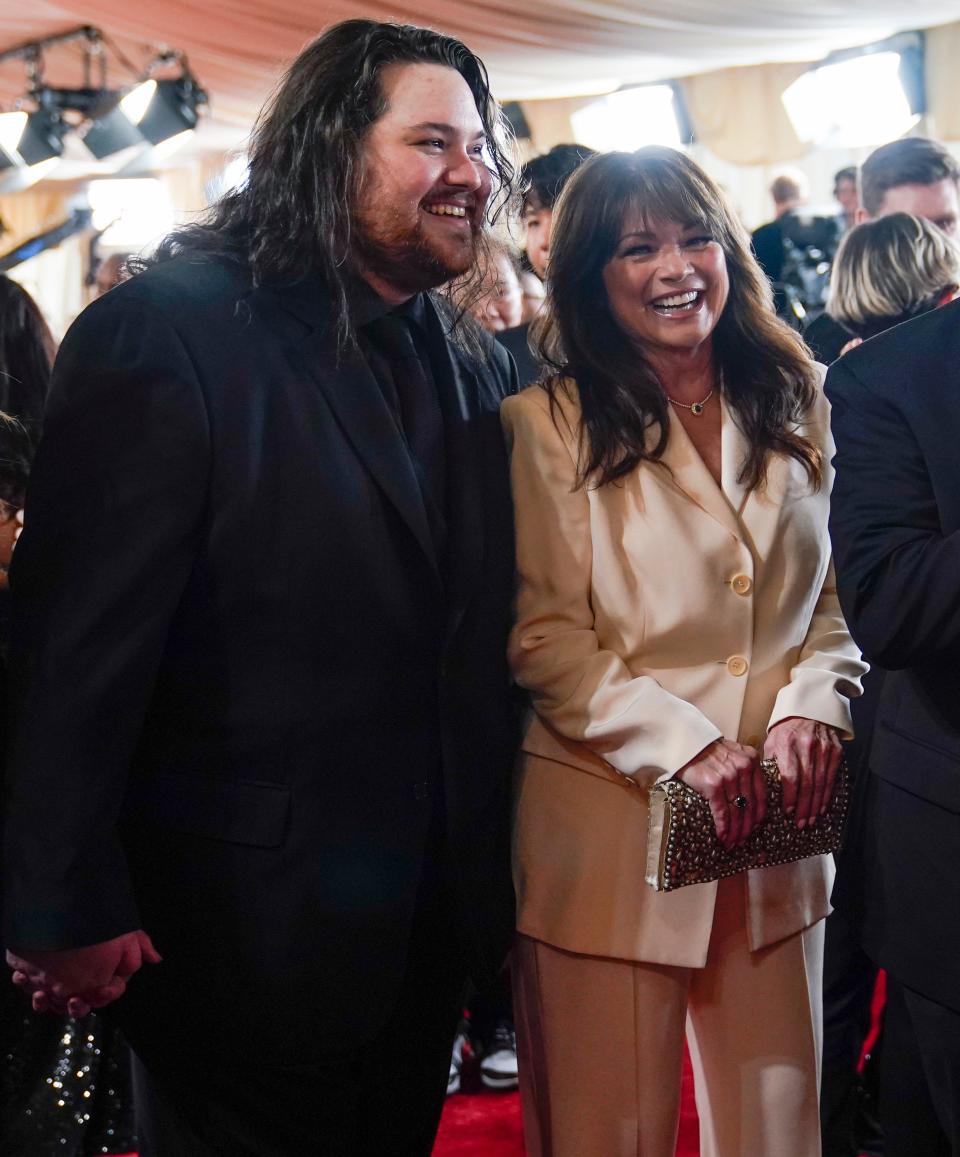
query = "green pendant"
xmin=691 ymin=402 xmax=703 ymax=416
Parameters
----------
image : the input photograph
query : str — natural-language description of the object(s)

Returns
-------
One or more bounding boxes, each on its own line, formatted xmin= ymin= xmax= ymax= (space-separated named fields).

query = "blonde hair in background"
xmin=828 ymin=212 xmax=960 ymax=331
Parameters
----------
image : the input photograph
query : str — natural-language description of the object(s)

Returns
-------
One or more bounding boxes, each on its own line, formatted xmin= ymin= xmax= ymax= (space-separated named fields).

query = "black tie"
xmin=365 ymin=312 xmax=447 ymax=556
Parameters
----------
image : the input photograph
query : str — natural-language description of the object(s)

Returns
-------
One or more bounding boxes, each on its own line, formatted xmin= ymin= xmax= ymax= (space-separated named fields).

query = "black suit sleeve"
xmin=826 ymin=355 xmax=960 ymax=670
xmin=3 ymin=289 xmax=210 ymax=950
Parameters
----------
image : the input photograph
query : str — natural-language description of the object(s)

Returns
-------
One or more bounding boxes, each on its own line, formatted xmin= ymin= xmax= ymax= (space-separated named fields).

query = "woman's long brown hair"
xmin=533 ymin=147 xmax=822 ymax=492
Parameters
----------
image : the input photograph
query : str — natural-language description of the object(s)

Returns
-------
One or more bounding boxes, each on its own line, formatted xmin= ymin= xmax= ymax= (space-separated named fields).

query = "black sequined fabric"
xmin=1 ymin=983 xmax=137 ymax=1156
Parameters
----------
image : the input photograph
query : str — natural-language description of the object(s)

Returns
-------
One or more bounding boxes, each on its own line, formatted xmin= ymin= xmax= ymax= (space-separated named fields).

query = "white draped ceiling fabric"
xmin=3 ymin=2 xmax=959 ymax=135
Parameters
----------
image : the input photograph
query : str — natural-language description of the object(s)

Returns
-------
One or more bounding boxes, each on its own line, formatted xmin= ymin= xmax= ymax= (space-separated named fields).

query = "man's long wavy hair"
xmin=535 ymin=148 xmax=822 ymax=492
xmin=149 ymin=20 xmax=518 ymax=348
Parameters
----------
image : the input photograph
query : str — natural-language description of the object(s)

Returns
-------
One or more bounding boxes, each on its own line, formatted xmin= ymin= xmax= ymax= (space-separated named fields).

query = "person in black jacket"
xmin=0 ymin=282 xmax=138 ymax=1155
xmin=3 ymin=19 xmax=520 ymax=1156
xmin=827 ymin=296 xmax=960 ymax=1156
xmin=818 ymin=211 xmax=959 ymax=1157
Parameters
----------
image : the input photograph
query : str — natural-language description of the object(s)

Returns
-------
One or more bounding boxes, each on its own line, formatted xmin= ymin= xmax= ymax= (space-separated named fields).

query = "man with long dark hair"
xmin=3 ymin=20 xmax=520 ymax=1154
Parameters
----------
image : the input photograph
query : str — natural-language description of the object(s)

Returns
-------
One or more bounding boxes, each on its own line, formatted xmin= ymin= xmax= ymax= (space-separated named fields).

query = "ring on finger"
xmin=728 ymin=795 xmax=749 ymax=810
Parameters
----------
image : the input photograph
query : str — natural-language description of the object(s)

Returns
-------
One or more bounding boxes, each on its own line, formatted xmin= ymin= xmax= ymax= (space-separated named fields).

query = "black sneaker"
xmin=477 ymin=1020 xmax=518 ymax=1092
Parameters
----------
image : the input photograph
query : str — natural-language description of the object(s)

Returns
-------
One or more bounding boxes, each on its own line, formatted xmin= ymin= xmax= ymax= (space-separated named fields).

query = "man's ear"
xmin=854 ymin=207 xmax=870 ymax=224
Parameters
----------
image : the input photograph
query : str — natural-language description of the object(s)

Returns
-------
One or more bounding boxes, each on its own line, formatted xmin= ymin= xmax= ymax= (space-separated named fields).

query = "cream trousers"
xmin=512 ymin=874 xmax=824 ymax=1157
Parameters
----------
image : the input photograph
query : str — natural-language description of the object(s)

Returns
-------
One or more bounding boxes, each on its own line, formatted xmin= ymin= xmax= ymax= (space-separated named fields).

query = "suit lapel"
xmin=737 ymin=407 xmax=801 ymax=564
xmin=720 ymin=395 xmax=751 ymax=521
xmin=277 ymin=279 xmax=441 ymax=581
xmin=422 ymin=299 xmax=484 ymax=643
xmin=657 ymin=400 xmax=744 ymax=542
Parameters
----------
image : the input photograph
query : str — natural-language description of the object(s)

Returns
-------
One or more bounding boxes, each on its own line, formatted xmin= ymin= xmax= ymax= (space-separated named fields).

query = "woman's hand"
xmin=764 ymin=717 xmax=843 ymax=828
xmin=675 ymin=739 xmax=763 ymax=849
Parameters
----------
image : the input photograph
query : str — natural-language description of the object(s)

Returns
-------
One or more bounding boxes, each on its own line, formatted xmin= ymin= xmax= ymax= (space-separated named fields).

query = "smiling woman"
xmin=533 ymin=147 xmax=822 ymax=491
xmin=602 ymin=217 xmax=730 ymax=361
xmin=502 ymin=146 xmax=866 ymax=1157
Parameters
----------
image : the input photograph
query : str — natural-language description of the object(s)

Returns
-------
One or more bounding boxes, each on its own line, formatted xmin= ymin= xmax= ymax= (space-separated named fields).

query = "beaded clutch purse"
xmin=645 ymin=756 xmax=849 ymax=892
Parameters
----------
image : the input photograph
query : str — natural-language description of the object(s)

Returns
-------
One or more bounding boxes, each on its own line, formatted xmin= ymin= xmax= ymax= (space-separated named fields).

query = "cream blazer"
xmin=500 ymin=376 xmax=867 ymax=968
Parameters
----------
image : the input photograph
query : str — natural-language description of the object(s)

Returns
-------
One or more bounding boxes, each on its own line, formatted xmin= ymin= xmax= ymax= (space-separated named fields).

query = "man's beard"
xmin=353 ymin=203 xmax=483 ymax=297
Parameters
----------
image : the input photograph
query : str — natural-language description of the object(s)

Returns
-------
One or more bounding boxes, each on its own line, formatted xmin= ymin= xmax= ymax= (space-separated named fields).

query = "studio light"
xmin=135 ymin=75 xmax=208 ymax=145
xmin=120 ymin=80 xmax=157 ymax=125
xmin=572 ymin=85 xmax=687 ymax=152
xmin=17 ymin=106 xmax=67 ymax=165
xmin=0 ymin=26 xmax=209 ymax=173
xmin=83 ymin=103 xmax=146 ymax=159
xmin=0 ymin=110 xmax=27 ymax=167
xmin=783 ymin=51 xmax=919 ymax=149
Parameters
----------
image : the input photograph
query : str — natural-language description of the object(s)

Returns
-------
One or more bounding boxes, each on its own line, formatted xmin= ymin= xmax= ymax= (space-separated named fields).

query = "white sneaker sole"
xmin=480 ymin=1071 xmax=518 ymax=1091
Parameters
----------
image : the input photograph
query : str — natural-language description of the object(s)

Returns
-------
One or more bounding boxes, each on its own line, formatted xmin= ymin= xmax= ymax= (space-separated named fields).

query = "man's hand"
xmin=7 ymin=930 xmax=162 ymax=1018
xmin=764 ymin=716 xmax=843 ymax=829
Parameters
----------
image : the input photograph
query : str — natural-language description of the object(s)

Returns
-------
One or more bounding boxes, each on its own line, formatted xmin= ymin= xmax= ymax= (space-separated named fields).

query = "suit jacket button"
xmin=731 ymin=574 xmax=752 ymax=595
xmin=413 ymin=782 xmax=431 ymax=800
xmin=726 ymin=655 xmax=749 ymax=677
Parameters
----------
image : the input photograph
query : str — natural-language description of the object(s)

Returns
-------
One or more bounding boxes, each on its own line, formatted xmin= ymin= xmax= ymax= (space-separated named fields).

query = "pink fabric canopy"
xmin=2 ymin=0 xmax=958 ymax=130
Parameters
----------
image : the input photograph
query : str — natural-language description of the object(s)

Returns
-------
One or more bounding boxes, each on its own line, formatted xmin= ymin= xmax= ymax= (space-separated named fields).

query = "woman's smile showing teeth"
xmin=650 ymin=290 xmax=702 ymax=315
xmin=603 ymin=214 xmax=729 ymax=353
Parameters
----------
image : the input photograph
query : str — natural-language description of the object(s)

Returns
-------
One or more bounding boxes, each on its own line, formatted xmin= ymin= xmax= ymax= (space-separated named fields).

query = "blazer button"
xmin=731 ymin=574 xmax=752 ymax=595
xmin=413 ymin=781 xmax=431 ymax=801
xmin=726 ymin=655 xmax=749 ymax=677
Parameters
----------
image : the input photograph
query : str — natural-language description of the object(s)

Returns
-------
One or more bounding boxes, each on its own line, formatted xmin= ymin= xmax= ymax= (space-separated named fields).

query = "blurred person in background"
xmin=751 ymin=169 xmax=809 ymax=283
xmin=818 ymin=212 xmax=959 ymax=1157
xmin=0 ymin=281 xmax=136 ymax=1156
xmin=502 ymin=146 xmax=865 ymax=1157
xmin=493 ymin=143 xmax=596 ymax=388
xmin=95 ymin=253 xmax=132 ymax=297
xmin=518 ymin=269 xmax=545 ymax=323
xmin=475 ymin=243 xmax=539 ymax=388
xmin=752 ymin=171 xmax=839 ymax=325
xmin=0 ymin=276 xmax=55 ymax=450
xmin=827 ymin=213 xmax=960 ymax=351
xmin=469 ymin=244 xmax=523 ymax=333
xmin=806 ymin=137 xmax=960 ymax=364
xmin=858 ymin=137 xmax=959 ymax=236
xmin=834 ymin=168 xmax=859 ymax=234
xmin=521 ymin=143 xmax=597 ymax=284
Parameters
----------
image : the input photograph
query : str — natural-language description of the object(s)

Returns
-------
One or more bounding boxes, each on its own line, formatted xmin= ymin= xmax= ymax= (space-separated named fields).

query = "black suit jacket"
xmin=826 ymin=299 xmax=960 ymax=1010
xmin=2 ymin=256 xmax=519 ymax=1055
xmin=803 ymin=311 xmax=854 ymax=366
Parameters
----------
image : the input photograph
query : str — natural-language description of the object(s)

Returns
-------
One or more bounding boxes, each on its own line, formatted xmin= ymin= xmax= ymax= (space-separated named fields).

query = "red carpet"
xmin=433 ymin=1050 xmax=700 ymax=1156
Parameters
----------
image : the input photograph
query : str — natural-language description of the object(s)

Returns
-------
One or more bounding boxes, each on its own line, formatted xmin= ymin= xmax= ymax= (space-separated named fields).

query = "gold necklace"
xmin=666 ymin=387 xmax=714 ymax=417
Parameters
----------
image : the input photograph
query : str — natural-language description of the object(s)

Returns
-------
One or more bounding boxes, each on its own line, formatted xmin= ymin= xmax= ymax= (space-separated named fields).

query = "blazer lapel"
xmin=737 ymin=412 xmax=800 ymax=564
xmin=657 ymin=402 xmax=743 ymax=542
xmin=720 ymin=395 xmax=751 ymax=521
xmin=278 ymin=279 xmax=441 ymax=581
